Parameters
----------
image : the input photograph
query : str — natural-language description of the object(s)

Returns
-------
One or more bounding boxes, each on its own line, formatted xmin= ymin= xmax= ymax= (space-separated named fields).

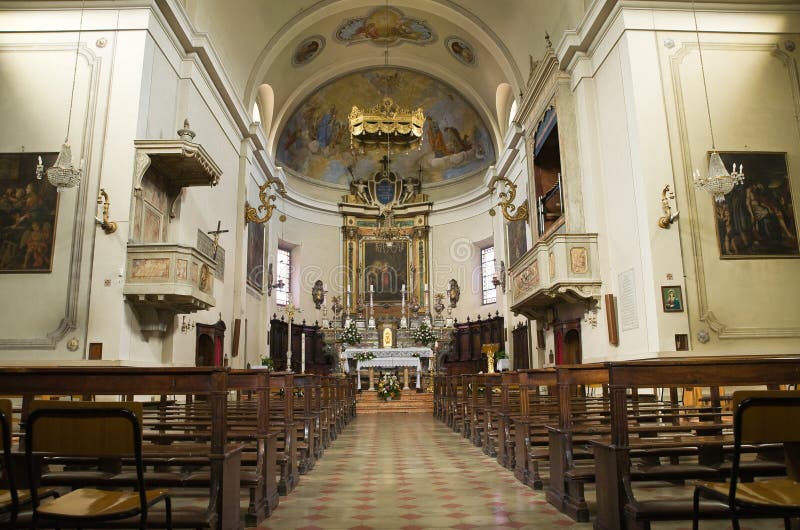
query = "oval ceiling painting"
xmin=276 ymin=68 xmax=495 ymax=186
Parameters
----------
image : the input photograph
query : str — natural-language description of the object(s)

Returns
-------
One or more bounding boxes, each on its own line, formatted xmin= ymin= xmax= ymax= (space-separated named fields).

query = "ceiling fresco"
xmin=276 ymin=67 xmax=496 ymax=186
xmin=334 ymin=6 xmax=435 ymax=47
xmin=292 ymin=35 xmax=325 ymax=66
xmin=445 ymin=36 xmax=476 ymax=67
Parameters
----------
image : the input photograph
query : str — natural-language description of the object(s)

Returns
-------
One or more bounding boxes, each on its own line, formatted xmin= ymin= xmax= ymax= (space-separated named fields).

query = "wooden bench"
xmin=0 ymin=366 xmax=240 ymax=530
xmin=592 ymin=356 xmax=800 ymax=530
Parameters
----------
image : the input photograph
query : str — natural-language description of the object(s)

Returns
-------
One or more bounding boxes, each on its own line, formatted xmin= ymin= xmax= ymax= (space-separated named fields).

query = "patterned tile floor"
xmin=249 ymin=414 xmax=787 ymax=530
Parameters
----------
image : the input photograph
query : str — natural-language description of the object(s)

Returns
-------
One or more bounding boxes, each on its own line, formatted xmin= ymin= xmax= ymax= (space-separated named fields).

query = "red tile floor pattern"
xmin=249 ymin=413 xmax=786 ymax=529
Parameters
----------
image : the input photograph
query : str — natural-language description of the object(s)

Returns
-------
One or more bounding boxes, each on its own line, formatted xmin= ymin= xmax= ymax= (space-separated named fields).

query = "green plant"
xmin=494 ymin=350 xmax=507 ymax=360
xmin=259 ymin=355 xmax=273 ymax=369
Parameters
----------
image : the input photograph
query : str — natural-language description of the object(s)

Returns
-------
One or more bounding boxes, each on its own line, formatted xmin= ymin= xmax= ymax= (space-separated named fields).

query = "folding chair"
xmin=25 ymin=401 xmax=171 ymax=529
xmin=693 ymin=390 xmax=800 ymax=530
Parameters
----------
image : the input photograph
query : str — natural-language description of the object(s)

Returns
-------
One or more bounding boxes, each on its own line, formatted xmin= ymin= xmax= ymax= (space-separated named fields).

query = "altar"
xmin=343 ymin=347 xmax=433 ymax=390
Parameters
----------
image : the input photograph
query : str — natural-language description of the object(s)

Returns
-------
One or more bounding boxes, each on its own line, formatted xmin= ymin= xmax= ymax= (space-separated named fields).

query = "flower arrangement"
xmin=353 ymin=351 xmax=376 ymax=362
xmin=412 ymin=322 xmax=436 ymax=346
xmin=376 ymin=373 xmax=401 ymax=401
xmin=341 ymin=321 xmax=362 ymax=346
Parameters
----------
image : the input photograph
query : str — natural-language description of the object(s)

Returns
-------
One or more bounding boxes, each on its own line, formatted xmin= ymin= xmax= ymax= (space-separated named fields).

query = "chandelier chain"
xmin=692 ymin=0 xmax=716 ymax=150
xmin=65 ymin=0 xmax=86 ymax=142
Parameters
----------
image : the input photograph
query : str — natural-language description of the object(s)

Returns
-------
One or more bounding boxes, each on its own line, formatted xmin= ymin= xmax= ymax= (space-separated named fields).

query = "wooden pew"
xmin=546 ymin=363 xmax=610 ymax=522
xmin=0 ymin=366 xmax=241 ymax=530
xmin=593 ymin=356 xmax=800 ymax=530
xmin=509 ymin=368 xmax=558 ymax=487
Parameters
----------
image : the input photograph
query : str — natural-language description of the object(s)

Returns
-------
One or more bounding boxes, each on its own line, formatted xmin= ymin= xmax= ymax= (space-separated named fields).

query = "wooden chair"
xmin=25 ymin=401 xmax=172 ymax=529
xmin=0 ymin=399 xmax=22 ymax=526
xmin=693 ymin=391 xmax=800 ymax=530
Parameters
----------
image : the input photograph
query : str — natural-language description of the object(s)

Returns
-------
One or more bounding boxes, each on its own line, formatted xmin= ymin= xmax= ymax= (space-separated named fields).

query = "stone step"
xmin=356 ymin=389 xmax=433 ymax=414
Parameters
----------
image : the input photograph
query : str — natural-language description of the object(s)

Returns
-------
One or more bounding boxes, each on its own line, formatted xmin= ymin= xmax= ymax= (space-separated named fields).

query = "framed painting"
xmin=506 ymin=218 xmax=527 ymax=267
xmin=246 ymin=222 xmax=264 ymax=291
xmin=661 ymin=285 xmax=684 ymax=313
xmin=713 ymin=152 xmax=799 ymax=258
xmin=0 ymin=152 xmax=59 ymax=273
xmin=361 ymin=239 xmax=409 ymax=303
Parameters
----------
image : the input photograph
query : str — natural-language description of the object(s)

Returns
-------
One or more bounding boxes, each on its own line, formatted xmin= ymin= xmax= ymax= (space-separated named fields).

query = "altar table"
xmin=343 ymin=347 xmax=433 ymax=390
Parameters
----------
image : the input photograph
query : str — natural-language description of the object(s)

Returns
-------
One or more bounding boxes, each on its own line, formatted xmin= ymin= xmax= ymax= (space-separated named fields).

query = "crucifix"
xmin=207 ymin=220 xmax=229 ymax=260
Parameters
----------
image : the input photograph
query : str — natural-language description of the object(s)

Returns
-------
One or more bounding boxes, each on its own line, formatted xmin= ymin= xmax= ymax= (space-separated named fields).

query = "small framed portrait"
xmin=661 ymin=285 xmax=684 ymax=313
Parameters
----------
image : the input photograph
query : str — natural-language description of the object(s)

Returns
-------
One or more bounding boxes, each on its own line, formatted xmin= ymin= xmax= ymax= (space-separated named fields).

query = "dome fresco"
xmin=276 ymin=67 xmax=496 ymax=186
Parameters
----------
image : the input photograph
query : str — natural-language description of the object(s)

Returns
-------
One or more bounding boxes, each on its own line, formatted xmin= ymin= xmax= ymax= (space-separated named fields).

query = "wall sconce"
xmin=487 ymin=175 xmax=529 ymax=222
xmin=95 ymin=188 xmax=117 ymax=234
xmin=657 ymin=184 xmax=679 ymax=229
xmin=245 ymin=177 xmax=286 ymax=224
xmin=180 ymin=316 xmax=195 ymax=334
xmin=492 ymin=260 xmax=507 ymax=293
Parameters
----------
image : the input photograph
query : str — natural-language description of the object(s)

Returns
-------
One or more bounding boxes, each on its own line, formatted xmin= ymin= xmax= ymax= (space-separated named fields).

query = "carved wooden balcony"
xmin=509 ymin=233 xmax=601 ymax=320
xmin=123 ymin=243 xmax=216 ymax=334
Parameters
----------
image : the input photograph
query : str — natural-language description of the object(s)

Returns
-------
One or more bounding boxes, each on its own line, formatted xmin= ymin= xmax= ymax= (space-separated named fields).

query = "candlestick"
xmin=301 ymin=332 xmax=306 ymax=373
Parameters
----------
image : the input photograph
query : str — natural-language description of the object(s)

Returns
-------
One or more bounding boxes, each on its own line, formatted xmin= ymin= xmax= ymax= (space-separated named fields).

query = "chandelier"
xmin=349 ymin=97 xmax=425 ymax=149
xmin=375 ymin=208 xmax=404 ymax=253
xmin=35 ymin=0 xmax=85 ymax=191
xmin=689 ymin=0 xmax=743 ymax=202
xmin=348 ymin=1 xmax=424 ymax=151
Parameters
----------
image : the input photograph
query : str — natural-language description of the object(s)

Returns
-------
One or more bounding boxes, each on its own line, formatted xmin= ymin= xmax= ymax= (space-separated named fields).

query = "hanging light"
xmin=35 ymin=0 xmax=85 ymax=191
xmin=690 ymin=0 xmax=743 ymax=203
xmin=348 ymin=0 xmax=424 ymax=151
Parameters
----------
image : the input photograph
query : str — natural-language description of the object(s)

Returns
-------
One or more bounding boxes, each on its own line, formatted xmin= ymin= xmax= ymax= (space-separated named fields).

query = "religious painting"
xmin=334 ymin=7 xmax=435 ymax=47
xmin=276 ymin=67 xmax=495 ymax=185
xmin=661 ymin=285 xmax=684 ymax=313
xmin=246 ymin=222 xmax=264 ymax=291
xmin=506 ymin=219 xmax=527 ymax=266
xmin=0 ymin=152 xmax=59 ymax=273
xmin=292 ymin=35 xmax=325 ymax=66
xmin=362 ymin=240 xmax=409 ymax=303
xmin=445 ymin=36 xmax=476 ymax=67
xmin=713 ymin=152 xmax=798 ymax=258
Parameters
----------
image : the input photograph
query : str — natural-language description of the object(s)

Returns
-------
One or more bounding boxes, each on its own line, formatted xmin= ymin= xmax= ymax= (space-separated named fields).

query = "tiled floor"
xmin=250 ymin=413 xmax=786 ymax=530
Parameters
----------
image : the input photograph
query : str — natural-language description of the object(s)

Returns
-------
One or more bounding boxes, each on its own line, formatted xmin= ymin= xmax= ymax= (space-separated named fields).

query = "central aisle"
xmin=252 ymin=413 xmax=588 ymax=529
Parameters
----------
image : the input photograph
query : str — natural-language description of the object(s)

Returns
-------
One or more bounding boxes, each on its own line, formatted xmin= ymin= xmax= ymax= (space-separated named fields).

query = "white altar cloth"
xmin=354 ymin=356 xmax=423 ymax=390
xmin=343 ymin=346 xmax=433 ymax=359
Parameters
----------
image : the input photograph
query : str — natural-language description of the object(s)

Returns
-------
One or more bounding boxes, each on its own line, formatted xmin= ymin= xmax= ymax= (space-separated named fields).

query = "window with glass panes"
xmin=276 ymin=248 xmax=291 ymax=306
xmin=481 ymin=246 xmax=496 ymax=305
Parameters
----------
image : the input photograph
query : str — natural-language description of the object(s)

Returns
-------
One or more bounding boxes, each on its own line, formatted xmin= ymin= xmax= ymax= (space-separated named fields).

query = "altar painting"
xmin=276 ymin=67 xmax=495 ymax=185
xmin=362 ymin=240 xmax=409 ymax=303
xmin=0 ymin=152 xmax=59 ymax=272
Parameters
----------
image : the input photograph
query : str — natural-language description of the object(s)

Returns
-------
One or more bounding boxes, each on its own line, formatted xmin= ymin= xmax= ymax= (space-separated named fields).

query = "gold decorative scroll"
xmin=349 ymin=97 xmax=425 ymax=147
xmin=488 ymin=176 xmax=529 ymax=222
xmin=244 ymin=178 xmax=286 ymax=224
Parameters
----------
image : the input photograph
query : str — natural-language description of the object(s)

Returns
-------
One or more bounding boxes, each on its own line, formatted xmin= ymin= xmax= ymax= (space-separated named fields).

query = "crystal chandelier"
xmin=348 ymin=1 xmax=424 ymax=151
xmin=690 ymin=0 xmax=743 ymax=203
xmin=35 ymin=1 xmax=85 ymax=191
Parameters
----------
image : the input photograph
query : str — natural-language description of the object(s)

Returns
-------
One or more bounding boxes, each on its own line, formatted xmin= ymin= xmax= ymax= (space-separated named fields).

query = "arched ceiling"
xmin=181 ymin=0 xmax=587 ymax=193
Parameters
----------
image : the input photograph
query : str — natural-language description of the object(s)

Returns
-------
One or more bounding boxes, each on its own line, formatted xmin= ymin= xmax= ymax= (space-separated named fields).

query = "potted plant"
xmin=255 ymin=355 xmax=273 ymax=370
xmin=495 ymin=350 xmax=510 ymax=372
